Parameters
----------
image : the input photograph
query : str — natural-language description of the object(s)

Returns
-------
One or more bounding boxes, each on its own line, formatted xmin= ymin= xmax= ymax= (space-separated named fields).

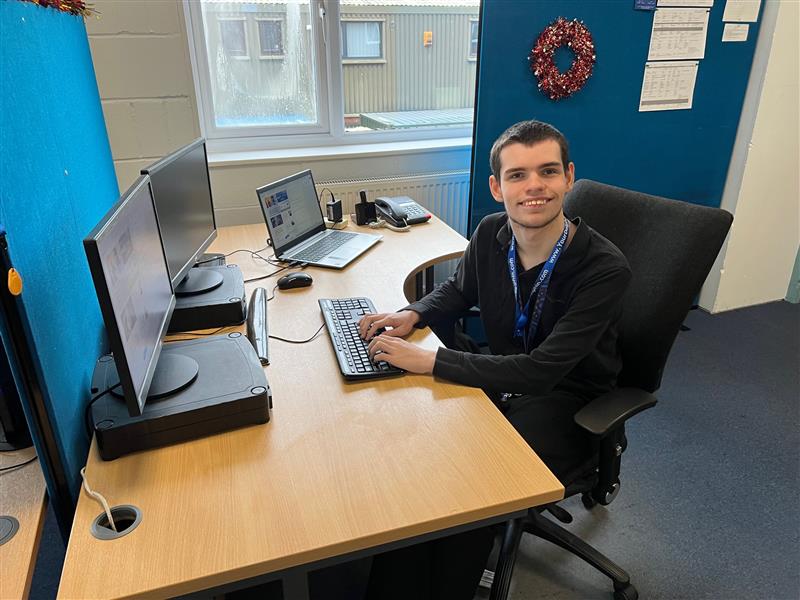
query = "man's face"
xmin=489 ymin=140 xmax=575 ymax=230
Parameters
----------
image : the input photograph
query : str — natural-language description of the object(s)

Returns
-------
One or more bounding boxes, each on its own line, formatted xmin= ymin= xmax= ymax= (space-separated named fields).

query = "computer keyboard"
xmin=293 ymin=231 xmax=356 ymax=262
xmin=319 ymin=297 xmax=404 ymax=380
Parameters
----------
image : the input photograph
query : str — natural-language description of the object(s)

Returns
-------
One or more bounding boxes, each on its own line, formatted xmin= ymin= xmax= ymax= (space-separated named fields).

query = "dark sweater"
xmin=406 ymin=212 xmax=631 ymax=400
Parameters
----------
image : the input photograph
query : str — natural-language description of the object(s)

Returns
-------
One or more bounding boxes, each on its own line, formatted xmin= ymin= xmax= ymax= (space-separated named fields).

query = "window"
xmin=341 ymin=21 xmax=382 ymax=60
xmin=219 ymin=18 xmax=247 ymax=58
xmin=469 ymin=19 xmax=478 ymax=59
xmin=185 ymin=0 xmax=480 ymax=148
xmin=257 ymin=19 xmax=284 ymax=57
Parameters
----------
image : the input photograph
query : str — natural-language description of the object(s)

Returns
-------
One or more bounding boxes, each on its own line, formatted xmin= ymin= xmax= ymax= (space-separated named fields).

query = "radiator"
xmin=315 ymin=170 xmax=470 ymax=236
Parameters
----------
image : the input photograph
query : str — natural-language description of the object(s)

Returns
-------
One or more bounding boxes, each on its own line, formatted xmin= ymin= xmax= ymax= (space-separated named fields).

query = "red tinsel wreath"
xmin=18 ymin=0 xmax=94 ymax=17
xmin=529 ymin=17 xmax=596 ymax=101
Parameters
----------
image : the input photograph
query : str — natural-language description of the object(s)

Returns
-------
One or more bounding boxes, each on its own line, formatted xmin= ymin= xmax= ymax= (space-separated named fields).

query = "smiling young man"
xmin=359 ymin=120 xmax=632 ymax=600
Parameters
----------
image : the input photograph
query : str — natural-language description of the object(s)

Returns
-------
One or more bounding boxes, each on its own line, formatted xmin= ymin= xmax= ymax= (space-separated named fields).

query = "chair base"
xmin=488 ymin=510 xmax=638 ymax=600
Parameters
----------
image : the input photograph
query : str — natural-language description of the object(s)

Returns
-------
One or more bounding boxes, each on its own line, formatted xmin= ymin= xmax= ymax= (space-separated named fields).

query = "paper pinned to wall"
xmin=648 ymin=8 xmax=710 ymax=60
xmin=639 ymin=60 xmax=699 ymax=111
xmin=722 ymin=0 xmax=761 ymax=22
xmin=657 ymin=0 xmax=713 ymax=7
xmin=722 ymin=23 xmax=749 ymax=41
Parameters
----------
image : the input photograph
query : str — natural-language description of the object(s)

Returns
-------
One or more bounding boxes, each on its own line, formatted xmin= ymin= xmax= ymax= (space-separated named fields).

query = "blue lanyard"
xmin=507 ymin=218 xmax=570 ymax=352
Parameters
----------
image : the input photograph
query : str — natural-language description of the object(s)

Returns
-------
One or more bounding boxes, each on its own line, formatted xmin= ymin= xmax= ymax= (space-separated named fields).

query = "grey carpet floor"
xmin=28 ymin=301 xmax=800 ymax=599
xmin=478 ymin=300 xmax=800 ymax=600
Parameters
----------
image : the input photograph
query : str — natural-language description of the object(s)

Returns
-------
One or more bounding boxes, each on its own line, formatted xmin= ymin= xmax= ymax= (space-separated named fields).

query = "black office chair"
xmin=489 ymin=180 xmax=734 ymax=600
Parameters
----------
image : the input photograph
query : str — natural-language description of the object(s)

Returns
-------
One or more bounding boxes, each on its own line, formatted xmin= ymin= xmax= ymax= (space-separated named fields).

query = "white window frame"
xmin=255 ymin=17 xmax=285 ymax=59
xmin=468 ymin=19 xmax=479 ymax=61
xmin=184 ymin=0 xmax=474 ymax=154
xmin=341 ymin=19 xmax=385 ymax=64
xmin=218 ymin=17 xmax=250 ymax=61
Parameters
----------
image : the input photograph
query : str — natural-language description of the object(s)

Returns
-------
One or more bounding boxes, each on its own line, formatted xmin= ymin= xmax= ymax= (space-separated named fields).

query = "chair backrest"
xmin=564 ymin=180 xmax=733 ymax=393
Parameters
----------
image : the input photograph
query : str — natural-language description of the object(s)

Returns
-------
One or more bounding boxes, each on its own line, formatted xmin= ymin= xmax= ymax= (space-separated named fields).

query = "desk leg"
xmin=489 ymin=517 xmax=523 ymax=600
xmin=415 ymin=266 xmax=436 ymax=301
xmin=425 ymin=266 xmax=434 ymax=297
xmin=282 ymin=569 xmax=310 ymax=600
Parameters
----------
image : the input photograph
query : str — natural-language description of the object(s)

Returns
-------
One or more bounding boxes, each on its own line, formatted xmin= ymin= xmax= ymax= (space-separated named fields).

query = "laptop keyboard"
xmin=319 ymin=297 xmax=404 ymax=380
xmin=292 ymin=231 xmax=356 ymax=262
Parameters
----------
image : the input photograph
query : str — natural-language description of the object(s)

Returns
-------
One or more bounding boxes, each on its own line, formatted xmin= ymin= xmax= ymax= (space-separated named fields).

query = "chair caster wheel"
xmin=613 ymin=583 xmax=638 ymax=600
xmin=581 ymin=492 xmax=597 ymax=510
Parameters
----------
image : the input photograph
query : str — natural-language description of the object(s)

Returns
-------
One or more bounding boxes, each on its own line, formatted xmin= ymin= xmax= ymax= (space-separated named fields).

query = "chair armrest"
xmin=574 ymin=387 xmax=657 ymax=438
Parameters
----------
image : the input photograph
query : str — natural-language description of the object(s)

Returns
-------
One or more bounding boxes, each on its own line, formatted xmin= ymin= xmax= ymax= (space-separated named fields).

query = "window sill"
xmin=342 ymin=58 xmax=386 ymax=65
xmin=207 ymin=136 xmax=472 ymax=167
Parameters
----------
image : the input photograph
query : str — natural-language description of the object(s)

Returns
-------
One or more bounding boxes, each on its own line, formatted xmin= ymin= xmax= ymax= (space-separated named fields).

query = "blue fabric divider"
xmin=469 ymin=0 xmax=763 ymax=232
xmin=0 ymin=1 xmax=118 ymax=533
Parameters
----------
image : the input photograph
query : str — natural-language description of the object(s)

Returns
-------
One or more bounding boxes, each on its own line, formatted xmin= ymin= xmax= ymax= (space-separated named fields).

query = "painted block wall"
xmin=85 ymin=0 xmax=201 ymax=192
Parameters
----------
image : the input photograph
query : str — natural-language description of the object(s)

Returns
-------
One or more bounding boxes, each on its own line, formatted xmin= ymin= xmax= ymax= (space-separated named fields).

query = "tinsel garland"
xmin=18 ymin=0 xmax=94 ymax=17
xmin=529 ymin=18 xmax=596 ymax=101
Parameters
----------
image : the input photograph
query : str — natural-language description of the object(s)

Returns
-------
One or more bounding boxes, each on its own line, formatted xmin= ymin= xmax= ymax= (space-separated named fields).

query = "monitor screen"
xmin=256 ymin=170 xmax=325 ymax=255
xmin=142 ymin=139 xmax=217 ymax=287
xmin=84 ymin=176 xmax=175 ymax=417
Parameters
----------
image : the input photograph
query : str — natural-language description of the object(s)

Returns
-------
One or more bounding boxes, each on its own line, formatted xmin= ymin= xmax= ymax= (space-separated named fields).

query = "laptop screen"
xmin=257 ymin=170 xmax=325 ymax=255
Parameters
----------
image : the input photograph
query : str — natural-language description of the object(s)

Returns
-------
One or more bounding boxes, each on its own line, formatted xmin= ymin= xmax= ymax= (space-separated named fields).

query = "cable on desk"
xmin=269 ymin=323 xmax=325 ymax=344
xmin=245 ymin=264 xmax=289 ymax=284
xmin=245 ymin=260 xmax=307 ymax=284
xmin=80 ymin=467 xmax=117 ymax=532
xmin=368 ymin=217 xmax=410 ymax=233
xmin=0 ymin=455 xmax=38 ymax=473
xmin=84 ymin=382 xmax=122 ymax=440
xmin=195 ymin=246 xmax=269 ymax=265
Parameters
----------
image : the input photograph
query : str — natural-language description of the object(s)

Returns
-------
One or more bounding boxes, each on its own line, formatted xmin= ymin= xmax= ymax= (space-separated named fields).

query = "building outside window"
xmin=218 ymin=18 xmax=248 ymax=58
xmin=257 ymin=19 xmax=285 ymax=57
xmin=186 ymin=0 xmax=480 ymax=147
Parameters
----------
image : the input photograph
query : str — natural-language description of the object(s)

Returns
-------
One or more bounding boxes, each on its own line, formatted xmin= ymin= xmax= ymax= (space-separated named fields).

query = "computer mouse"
xmin=277 ymin=272 xmax=313 ymax=290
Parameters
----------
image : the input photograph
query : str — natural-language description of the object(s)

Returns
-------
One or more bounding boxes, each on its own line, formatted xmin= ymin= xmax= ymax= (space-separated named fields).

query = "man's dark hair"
xmin=489 ymin=120 xmax=570 ymax=179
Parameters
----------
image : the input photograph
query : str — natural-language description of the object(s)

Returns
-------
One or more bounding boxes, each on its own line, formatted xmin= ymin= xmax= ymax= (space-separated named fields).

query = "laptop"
xmin=256 ymin=170 xmax=381 ymax=269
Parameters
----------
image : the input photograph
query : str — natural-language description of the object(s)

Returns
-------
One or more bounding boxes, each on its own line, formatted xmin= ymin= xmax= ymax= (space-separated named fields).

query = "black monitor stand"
xmin=168 ymin=265 xmax=246 ymax=333
xmin=174 ymin=268 xmax=224 ymax=296
xmin=107 ymin=353 xmax=199 ymax=400
xmin=196 ymin=252 xmax=226 ymax=268
xmin=90 ymin=333 xmax=271 ymax=460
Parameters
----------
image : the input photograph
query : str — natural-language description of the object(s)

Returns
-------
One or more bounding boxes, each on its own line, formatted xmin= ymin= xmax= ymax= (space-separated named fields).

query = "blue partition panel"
xmin=469 ymin=0 xmax=763 ymax=232
xmin=0 ymin=1 xmax=118 ymax=533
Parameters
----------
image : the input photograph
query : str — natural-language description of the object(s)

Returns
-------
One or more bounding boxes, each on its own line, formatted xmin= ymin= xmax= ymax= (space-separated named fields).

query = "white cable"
xmin=368 ymin=217 xmax=411 ymax=233
xmin=80 ymin=467 xmax=117 ymax=532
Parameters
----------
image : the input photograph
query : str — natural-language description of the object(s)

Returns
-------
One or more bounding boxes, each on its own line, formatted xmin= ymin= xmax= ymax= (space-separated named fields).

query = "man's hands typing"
xmin=358 ymin=310 xmax=420 ymax=341
xmin=359 ymin=310 xmax=436 ymax=374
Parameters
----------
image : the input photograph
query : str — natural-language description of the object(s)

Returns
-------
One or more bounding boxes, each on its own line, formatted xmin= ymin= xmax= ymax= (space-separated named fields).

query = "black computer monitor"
xmin=84 ymin=176 xmax=197 ymax=417
xmin=142 ymin=139 xmax=220 ymax=296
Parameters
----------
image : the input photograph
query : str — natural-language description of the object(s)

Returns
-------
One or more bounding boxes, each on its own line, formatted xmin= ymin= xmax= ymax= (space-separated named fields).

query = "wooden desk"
xmin=0 ymin=447 xmax=46 ymax=600
xmin=58 ymin=217 xmax=563 ymax=599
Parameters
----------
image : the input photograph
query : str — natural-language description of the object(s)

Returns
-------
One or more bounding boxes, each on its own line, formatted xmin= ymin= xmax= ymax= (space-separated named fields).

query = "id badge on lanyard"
xmin=507 ymin=217 xmax=569 ymax=353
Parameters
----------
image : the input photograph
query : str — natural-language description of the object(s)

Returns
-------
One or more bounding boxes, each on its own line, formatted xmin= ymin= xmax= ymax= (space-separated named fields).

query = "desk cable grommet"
xmin=82 ymin=467 xmax=143 ymax=540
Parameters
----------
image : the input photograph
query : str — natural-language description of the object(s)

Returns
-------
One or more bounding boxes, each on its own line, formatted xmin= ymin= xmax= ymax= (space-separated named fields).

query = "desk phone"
xmin=375 ymin=196 xmax=431 ymax=226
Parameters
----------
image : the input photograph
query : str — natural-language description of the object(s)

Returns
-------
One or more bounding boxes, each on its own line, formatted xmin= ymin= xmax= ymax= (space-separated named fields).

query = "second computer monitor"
xmin=143 ymin=138 xmax=218 ymax=295
xmin=84 ymin=176 xmax=177 ymax=416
